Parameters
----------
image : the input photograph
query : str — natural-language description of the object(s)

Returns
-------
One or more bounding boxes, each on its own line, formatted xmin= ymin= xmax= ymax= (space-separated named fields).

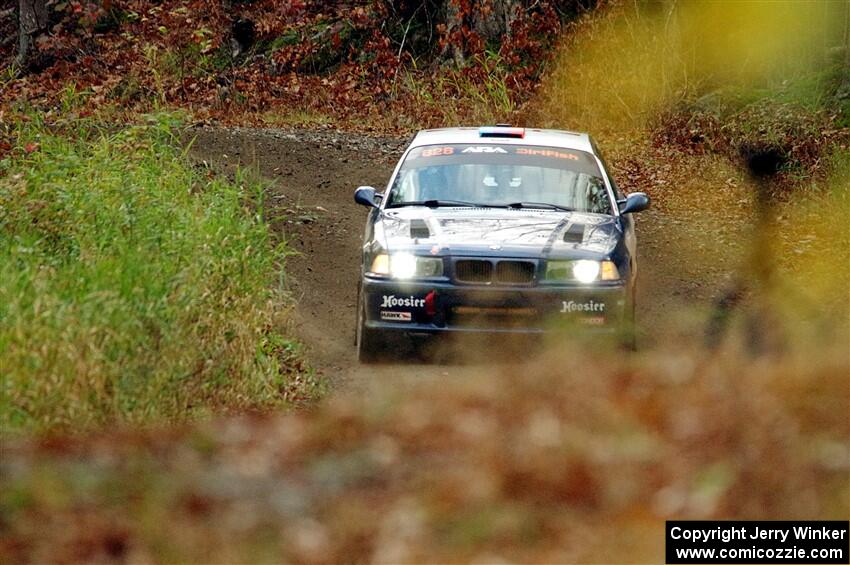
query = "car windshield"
xmin=387 ymin=143 xmax=612 ymax=214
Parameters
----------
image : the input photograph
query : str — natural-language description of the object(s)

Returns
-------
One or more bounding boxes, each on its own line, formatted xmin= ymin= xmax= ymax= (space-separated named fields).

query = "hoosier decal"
xmin=560 ymin=300 xmax=605 ymax=313
xmin=381 ymin=295 xmax=425 ymax=308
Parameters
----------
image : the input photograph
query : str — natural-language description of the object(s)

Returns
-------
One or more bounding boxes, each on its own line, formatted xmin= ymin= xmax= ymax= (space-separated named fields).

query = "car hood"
xmin=375 ymin=207 xmax=621 ymax=259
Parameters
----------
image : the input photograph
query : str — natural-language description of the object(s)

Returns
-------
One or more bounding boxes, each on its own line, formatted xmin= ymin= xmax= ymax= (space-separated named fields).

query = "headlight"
xmin=545 ymin=259 xmax=619 ymax=283
xmin=368 ymin=253 xmax=443 ymax=279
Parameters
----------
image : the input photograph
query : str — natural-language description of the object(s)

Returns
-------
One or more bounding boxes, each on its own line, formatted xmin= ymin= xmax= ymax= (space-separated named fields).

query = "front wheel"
xmin=356 ymin=304 xmax=383 ymax=363
xmin=620 ymin=290 xmax=637 ymax=351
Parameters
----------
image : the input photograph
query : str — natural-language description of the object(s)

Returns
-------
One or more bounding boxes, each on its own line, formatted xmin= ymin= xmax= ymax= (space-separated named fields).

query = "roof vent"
xmin=563 ymin=223 xmax=585 ymax=244
xmin=479 ymin=126 xmax=525 ymax=139
xmin=410 ymin=219 xmax=431 ymax=239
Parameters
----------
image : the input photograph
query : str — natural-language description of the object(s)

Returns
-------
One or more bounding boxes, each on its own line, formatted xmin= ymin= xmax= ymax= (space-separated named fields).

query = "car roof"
xmin=410 ymin=127 xmax=595 ymax=154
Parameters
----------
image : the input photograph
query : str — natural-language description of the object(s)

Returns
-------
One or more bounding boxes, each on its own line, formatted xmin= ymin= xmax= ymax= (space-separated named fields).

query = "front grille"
xmin=454 ymin=259 xmax=536 ymax=285
xmin=495 ymin=261 xmax=535 ymax=284
xmin=455 ymin=260 xmax=493 ymax=283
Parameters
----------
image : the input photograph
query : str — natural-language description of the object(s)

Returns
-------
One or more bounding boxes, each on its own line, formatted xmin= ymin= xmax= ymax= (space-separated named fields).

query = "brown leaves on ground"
xmin=652 ymin=100 xmax=850 ymax=193
xmin=0 ymin=0 xmax=571 ymax=132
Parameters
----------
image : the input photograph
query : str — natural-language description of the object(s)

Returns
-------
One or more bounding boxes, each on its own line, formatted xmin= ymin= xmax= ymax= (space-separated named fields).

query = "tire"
xmin=620 ymin=290 xmax=637 ymax=352
xmin=356 ymin=303 xmax=383 ymax=363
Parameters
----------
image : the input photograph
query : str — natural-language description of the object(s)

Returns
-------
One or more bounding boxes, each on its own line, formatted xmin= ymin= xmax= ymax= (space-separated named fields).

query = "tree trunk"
xmin=440 ymin=0 xmax=521 ymax=65
xmin=472 ymin=0 xmax=520 ymax=44
xmin=440 ymin=0 xmax=464 ymax=66
xmin=16 ymin=0 xmax=48 ymax=68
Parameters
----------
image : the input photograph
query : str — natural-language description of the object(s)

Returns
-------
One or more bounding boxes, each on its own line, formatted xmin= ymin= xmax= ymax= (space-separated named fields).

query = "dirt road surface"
xmin=187 ymin=127 xmax=746 ymax=389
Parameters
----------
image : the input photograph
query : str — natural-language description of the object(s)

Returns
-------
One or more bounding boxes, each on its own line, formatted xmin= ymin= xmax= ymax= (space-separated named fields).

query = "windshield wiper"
xmin=389 ymin=199 xmax=503 ymax=208
xmin=506 ymin=201 xmax=574 ymax=212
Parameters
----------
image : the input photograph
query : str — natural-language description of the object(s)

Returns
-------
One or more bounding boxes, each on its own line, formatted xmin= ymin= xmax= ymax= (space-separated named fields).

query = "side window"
xmin=394 ymin=170 xmax=419 ymax=202
xmin=599 ymin=155 xmax=624 ymax=199
xmin=590 ymin=139 xmax=624 ymax=200
xmin=585 ymin=177 xmax=611 ymax=214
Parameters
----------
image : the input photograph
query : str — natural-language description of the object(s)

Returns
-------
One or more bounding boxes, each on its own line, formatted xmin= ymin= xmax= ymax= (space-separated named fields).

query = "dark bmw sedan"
xmin=353 ymin=126 xmax=650 ymax=362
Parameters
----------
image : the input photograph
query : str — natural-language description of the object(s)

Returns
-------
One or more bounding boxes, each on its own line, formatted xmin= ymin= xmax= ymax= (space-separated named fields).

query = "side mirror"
xmin=619 ymin=192 xmax=650 ymax=214
xmin=354 ymin=186 xmax=380 ymax=209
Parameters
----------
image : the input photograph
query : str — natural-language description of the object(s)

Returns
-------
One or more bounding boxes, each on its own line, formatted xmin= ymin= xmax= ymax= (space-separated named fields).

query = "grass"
xmin=0 ymin=112 xmax=322 ymax=434
xmin=259 ymin=108 xmax=334 ymax=128
xmin=386 ymin=54 xmax=517 ymax=131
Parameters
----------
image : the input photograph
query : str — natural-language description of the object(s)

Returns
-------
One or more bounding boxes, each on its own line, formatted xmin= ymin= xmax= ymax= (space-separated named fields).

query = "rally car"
xmin=353 ymin=126 xmax=650 ymax=362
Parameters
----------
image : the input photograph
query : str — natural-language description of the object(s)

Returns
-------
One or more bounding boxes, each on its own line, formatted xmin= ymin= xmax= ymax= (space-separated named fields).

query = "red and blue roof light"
xmin=479 ymin=125 xmax=525 ymax=139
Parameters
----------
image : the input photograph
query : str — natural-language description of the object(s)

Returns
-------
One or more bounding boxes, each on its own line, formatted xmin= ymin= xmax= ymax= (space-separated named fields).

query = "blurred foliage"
xmin=533 ymin=0 xmax=849 ymax=188
xmin=0 ymin=110 xmax=323 ymax=433
xmin=0 ymin=341 xmax=846 ymax=562
xmin=536 ymin=0 xmax=849 ymax=129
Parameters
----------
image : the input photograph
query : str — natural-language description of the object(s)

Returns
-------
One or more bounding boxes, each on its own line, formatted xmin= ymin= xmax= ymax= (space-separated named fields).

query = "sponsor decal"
xmin=381 ymin=295 xmax=425 ymax=308
xmin=516 ymin=147 xmax=580 ymax=161
xmin=381 ymin=311 xmax=412 ymax=321
xmin=461 ymin=146 xmax=508 ymax=153
xmin=560 ymin=300 xmax=605 ymax=313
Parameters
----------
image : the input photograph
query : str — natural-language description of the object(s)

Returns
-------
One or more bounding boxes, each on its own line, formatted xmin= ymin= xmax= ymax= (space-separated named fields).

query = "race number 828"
xmin=421 ymin=147 xmax=455 ymax=157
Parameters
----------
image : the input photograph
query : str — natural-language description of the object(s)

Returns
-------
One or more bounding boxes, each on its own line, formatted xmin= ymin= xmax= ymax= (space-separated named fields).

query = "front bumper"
xmin=362 ymin=277 xmax=630 ymax=336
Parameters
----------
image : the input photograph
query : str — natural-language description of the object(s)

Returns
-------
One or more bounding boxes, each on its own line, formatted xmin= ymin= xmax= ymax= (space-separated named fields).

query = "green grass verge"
xmin=0 ymin=113 xmax=322 ymax=434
